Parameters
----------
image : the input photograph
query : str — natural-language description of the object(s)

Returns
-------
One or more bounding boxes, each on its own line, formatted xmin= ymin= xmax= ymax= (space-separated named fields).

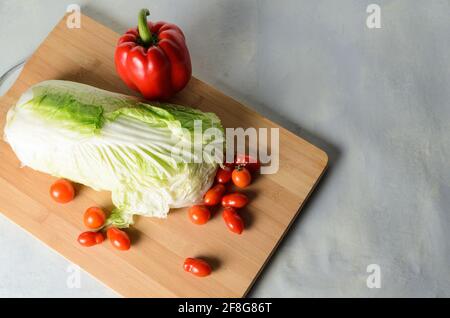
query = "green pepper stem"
xmin=138 ymin=8 xmax=153 ymax=46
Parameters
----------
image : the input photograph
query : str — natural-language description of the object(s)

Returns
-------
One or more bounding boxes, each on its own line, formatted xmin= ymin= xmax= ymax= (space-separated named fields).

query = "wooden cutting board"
xmin=0 ymin=14 xmax=327 ymax=297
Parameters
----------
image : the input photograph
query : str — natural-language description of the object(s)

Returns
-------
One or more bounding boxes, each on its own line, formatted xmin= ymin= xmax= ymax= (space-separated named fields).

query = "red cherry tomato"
xmin=232 ymin=167 xmax=252 ymax=188
xmin=188 ymin=205 xmax=211 ymax=225
xmin=222 ymin=192 xmax=249 ymax=209
xmin=204 ymin=184 xmax=226 ymax=206
xmin=222 ymin=207 xmax=244 ymax=234
xmin=235 ymin=154 xmax=260 ymax=173
xmin=83 ymin=207 xmax=106 ymax=229
xmin=77 ymin=231 xmax=104 ymax=247
xmin=95 ymin=232 xmax=105 ymax=244
xmin=107 ymin=227 xmax=131 ymax=251
xmin=183 ymin=258 xmax=212 ymax=277
xmin=49 ymin=179 xmax=75 ymax=204
xmin=216 ymin=168 xmax=232 ymax=184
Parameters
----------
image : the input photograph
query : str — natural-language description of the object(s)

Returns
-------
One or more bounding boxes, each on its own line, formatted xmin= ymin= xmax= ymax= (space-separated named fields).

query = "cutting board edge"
xmin=243 ymin=158 xmax=328 ymax=297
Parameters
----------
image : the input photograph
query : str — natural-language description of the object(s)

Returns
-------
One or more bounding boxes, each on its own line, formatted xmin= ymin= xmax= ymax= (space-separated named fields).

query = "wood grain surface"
xmin=0 ymin=14 xmax=327 ymax=297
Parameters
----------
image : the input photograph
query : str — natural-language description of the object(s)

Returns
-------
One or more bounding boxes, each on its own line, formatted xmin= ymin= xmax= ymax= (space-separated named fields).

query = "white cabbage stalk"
xmin=4 ymin=80 xmax=223 ymax=226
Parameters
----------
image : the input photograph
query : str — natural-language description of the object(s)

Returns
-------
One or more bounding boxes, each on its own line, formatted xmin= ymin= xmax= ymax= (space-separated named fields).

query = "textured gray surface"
xmin=1 ymin=0 xmax=449 ymax=297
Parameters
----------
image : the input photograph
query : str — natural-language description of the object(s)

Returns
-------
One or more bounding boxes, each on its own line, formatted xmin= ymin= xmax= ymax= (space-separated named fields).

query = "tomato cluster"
xmin=49 ymin=179 xmax=131 ymax=251
xmin=185 ymin=155 xmax=260 ymax=277
xmin=48 ymin=154 xmax=261 ymax=277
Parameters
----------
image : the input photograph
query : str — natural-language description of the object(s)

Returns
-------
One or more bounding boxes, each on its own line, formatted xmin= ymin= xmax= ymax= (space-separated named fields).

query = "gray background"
xmin=0 ymin=0 xmax=449 ymax=297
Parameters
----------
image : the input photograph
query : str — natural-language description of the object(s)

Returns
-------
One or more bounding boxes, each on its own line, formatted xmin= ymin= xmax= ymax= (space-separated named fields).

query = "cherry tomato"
xmin=232 ymin=167 xmax=252 ymax=188
xmin=107 ymin=227 xmax=131 ymax=251
xmin=204 ymin=184 xmax=226 ymax=206
xmin=222 ymin=192 xmax=248 ymax=209
xmin=222 ymin=207 xmax=244 ymax=234
xmin=95 ymin=232 xmax=105 ymax=244
xmin=222 ymin=192 xmax=249 ymax=209
xmin=83 ymin=207 xmax=106 ymax=229
xmin=188 ymin=205 xmax=211 ymax=225
xmin=216 ymin=168 xmax=232 ymax=184
xmin=183 ymin=258 xmax=212 ymax=277
xmin=77 ymin=231 xmax=104 ymax=247
xmin=235 ymin=154 xmax=260 ymax=173
xmin=49 ymin=179 xmax=75 ymax=204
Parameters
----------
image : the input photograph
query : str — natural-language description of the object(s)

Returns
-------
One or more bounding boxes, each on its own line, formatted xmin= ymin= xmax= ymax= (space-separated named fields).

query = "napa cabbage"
xmin=4 ymin=80 xmax=223 ymax=227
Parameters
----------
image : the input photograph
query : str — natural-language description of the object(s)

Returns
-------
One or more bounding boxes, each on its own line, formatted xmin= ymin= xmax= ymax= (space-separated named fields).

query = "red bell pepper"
xmin=114 ymin=9 xmax=192 ymax=100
